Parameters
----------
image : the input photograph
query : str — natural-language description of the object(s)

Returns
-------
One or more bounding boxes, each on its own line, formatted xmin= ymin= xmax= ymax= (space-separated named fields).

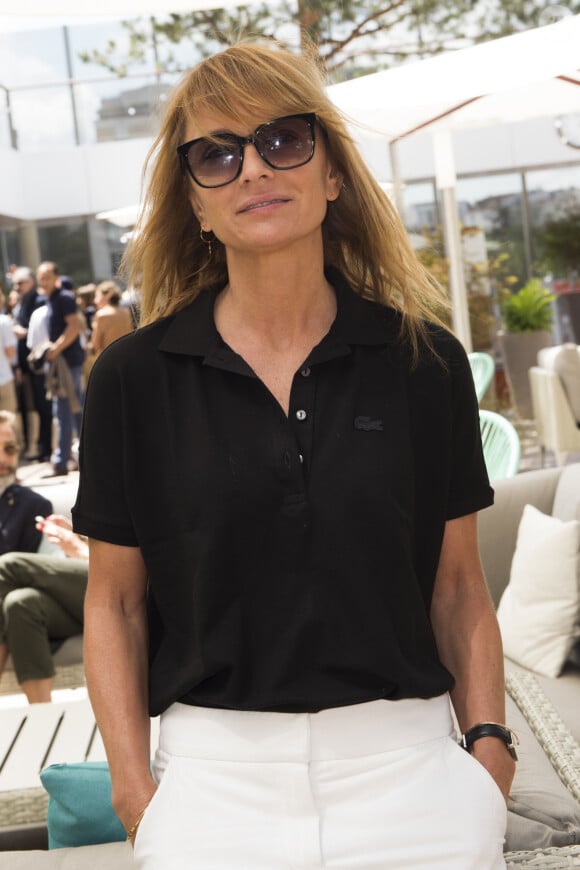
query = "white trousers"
xmin=133 ymin=695 xmax=507 ymax=869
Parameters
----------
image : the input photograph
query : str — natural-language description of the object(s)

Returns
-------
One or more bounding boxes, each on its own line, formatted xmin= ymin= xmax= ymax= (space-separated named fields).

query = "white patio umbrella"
xmin=327 ymin=15 xmax=580 ymax=350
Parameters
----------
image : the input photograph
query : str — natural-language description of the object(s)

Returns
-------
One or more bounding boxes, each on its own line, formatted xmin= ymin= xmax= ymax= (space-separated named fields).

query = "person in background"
xmin=76 ymin=283 xmax=97 ymax=338
xmin=0 ymin=296 xmax=17 ymax=416
xmin=10 ymin=266 xmax=50 ymax=461
xmin=36 ymin=262 xmax=84 ymax=477
xmin=6 ymin=290 xmax=20 ymax=315
xmin=0 ymin=410 xmax=52 ymax=554
xmin=76 ymin=283 xmax=98 ymax=386
xmin=89 ymin=281 xmax=133 ymax=357
xmin=0 ymin=514 xmax=87 ymax=703
xmin=74 ymin=43 xmax=513 ymax=870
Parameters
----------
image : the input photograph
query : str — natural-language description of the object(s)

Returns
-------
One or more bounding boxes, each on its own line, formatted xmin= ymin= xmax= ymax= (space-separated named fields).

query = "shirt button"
xmin=296 ymin=409 xmax=307 ymax=421
xmin=300 ymin=367 xmax=311 ymax=378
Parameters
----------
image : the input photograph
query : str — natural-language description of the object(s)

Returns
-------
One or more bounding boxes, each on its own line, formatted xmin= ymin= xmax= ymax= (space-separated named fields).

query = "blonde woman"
xmin=73 ymin=42 xmax=514 ymax=870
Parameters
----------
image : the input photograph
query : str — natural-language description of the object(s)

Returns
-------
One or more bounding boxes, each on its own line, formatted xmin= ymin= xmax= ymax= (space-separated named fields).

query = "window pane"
xmin=403 ymin=181 xmax=438 ymax=234
xmin=0 ymin=228 xmax=21 ymax=284
xmin=10 ymin=86 xmax=76 ymax=150
xmin=67 ymin=18 xmax=155 ymax=80
xmin=38 ymin=221 xmax=92 ymax=287
xmin=87 ymin=218 xmax=126 ymax=282
xmin=526 ymin=165 xmax=580 ymax=288
xmin=0 ymin=28 xmax=67 ymax=88
xmin=456 ymin=173 xmax=526 ymax=285
xmin=75 ymin=76 xmax=171 ymax=144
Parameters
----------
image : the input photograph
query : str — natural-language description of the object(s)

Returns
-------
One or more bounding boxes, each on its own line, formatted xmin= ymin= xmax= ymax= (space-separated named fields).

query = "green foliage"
xmin=499 ymin=278 xmax=555 ymax=333
xmin=78 ymin=0 xmax=580 ymax=80
xmin=535 ymin=206 xmax=580 ymax=276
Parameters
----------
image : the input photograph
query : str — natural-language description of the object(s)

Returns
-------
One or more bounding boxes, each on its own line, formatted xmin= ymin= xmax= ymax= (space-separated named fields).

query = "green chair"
xmin=479 ymin=410 xmax=521 ymax=480
xmin=468 ymin=352 xmax=495 ymax=403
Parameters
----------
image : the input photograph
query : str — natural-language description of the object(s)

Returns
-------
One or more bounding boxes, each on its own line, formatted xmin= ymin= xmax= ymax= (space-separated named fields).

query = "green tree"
xmin=535 ymin=206 xmax=580 ymax=276
xmin=80 ymin=0 xmax=580 ymax=81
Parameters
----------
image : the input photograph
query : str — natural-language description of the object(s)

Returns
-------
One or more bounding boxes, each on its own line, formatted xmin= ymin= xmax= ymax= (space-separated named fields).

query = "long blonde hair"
xmin=125 ymin=41 xmax=447 ymax=354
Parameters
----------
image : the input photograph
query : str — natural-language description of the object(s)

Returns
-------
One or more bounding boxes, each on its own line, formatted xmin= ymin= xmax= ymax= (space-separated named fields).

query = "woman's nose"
xmin=239 ymin=143 xmax=273 ymax=181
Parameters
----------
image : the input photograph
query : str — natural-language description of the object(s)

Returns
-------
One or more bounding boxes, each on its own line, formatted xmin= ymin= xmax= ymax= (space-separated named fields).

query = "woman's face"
xmin=182 ymin=109 xmax=342 ymax=258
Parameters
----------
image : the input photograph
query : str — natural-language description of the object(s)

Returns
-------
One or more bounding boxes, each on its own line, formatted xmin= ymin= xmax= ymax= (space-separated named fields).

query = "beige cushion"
xmin=538 ymin=344 xmax=580 ymax=424
xmin=497 ymin=505 xmax=580 ymax=678
xmin=505 ymin=692 xmax=580 ymax=851
xmin=0 ymin=841 xmax=132 ymax=869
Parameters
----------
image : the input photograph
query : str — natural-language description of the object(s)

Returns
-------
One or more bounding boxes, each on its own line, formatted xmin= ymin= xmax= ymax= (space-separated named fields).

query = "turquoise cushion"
xmin=40 ymin=761 xmax=126 ymax=849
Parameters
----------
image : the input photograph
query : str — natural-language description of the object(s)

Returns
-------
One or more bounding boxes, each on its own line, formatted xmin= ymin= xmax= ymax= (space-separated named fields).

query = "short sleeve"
xmin=2 ymin=319 xmax=16 ymax=350
xmin=60 ymin=293 xmax=78 ymax=318
xmin=446 ymin=339 xmax=494 ymax=520
xmin=72 ymin=349 xmax=138 ymax=546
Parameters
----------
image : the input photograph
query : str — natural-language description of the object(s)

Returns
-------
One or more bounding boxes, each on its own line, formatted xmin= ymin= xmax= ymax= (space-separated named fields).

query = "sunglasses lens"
xmin=182 ymin=115 xmax=315 ymax=188
xmin=188 ymin=137 xmax=241 ymax=187
xmin=256 ymin=116 xmax=313 ymax=168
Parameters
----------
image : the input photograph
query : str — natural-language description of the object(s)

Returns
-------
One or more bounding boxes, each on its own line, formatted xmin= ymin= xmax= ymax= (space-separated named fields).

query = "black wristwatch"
xmin=460 ymin=723 xmax=518 ymax=761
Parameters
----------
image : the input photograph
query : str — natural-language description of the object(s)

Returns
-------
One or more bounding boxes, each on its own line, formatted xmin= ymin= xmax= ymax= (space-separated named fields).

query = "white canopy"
xmin=327 ymin=15 xmax=580 ymax=350
xmin=327 ymin=14 xmax=580 ymax=141
xmin=0 ymin=1 xmax=248 ymax=32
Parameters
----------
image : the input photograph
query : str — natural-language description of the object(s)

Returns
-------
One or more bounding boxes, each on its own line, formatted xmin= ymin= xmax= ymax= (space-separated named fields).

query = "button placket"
xmin=289 ymin=367 xmax=316 ymax=472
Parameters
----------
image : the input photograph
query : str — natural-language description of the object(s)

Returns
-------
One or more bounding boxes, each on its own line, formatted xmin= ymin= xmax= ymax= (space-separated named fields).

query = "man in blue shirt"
xmin=36 ymin=262 xmax=85 ymax=476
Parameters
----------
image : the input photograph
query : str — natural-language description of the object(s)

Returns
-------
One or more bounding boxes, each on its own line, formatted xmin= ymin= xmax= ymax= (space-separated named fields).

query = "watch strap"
xmin=460 ymin=722 xmax=518 ymax=761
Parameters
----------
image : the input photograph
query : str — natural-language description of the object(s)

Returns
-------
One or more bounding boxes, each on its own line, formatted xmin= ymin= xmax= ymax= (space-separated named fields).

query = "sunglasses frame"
xmin=177 ymin=113 xmax=317 ymax=189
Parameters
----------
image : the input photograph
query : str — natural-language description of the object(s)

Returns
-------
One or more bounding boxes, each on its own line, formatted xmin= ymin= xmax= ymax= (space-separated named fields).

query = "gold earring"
xmin=200 ymin=228 xmax=212 ymax=257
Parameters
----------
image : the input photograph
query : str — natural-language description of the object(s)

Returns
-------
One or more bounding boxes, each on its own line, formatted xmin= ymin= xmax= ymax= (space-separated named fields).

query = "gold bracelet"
xmin=126 ymin=807 xmax=147 ymax=843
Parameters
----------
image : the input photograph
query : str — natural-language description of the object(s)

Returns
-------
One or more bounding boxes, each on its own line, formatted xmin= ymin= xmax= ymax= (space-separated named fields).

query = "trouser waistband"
xmin=158 ymin=695 xmax=454 ymax=763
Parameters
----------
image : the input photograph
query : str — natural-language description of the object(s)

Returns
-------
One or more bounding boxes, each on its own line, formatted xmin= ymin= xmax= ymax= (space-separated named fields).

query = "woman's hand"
xmin=115 ymin=778 xmax=158 ymax=846
xmin=471 ymin=738 xmax=516 ymax=803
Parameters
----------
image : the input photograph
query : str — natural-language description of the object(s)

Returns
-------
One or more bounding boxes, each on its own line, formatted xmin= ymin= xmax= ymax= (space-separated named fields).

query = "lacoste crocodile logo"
xmin=354 ymin=416 xmax=384 ymax=431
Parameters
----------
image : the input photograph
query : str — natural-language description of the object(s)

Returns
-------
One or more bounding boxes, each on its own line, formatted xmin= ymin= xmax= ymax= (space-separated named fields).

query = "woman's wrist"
xmin=126 ymin=805 xmax=149 ymax=843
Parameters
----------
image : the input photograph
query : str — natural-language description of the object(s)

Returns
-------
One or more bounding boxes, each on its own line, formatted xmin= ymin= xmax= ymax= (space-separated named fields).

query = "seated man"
xmin=0 ymin=410 xmax=52 ymax=553
xmin=0 ymin=515 xmax=88 ymax=703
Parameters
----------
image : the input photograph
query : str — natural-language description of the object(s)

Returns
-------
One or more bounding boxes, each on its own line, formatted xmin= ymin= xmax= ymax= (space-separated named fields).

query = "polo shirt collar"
xmin=158 ymin=267 xmax=398 ymax=364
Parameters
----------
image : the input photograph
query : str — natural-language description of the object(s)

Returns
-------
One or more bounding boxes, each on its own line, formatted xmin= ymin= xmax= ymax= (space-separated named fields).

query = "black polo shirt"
xmin=72 ymin=270 xmax=493 ymax=717
xmin=47 ymin=287 xmax=85 ymax=368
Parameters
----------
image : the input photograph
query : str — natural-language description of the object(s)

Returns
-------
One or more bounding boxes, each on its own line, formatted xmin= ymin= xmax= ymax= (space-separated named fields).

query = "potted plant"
xmin=497 ymin=279 xmax=555 ymax=420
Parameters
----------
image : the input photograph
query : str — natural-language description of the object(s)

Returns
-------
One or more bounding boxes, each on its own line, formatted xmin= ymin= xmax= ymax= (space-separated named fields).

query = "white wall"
xmin=0 ymin=137 xmax=150 ymax=221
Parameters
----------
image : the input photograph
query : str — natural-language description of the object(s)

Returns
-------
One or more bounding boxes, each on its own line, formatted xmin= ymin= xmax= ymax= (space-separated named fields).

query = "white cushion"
xmin=538 ymin=343 xmax=580 ymax=423
xmin=497 ymin=504 xmax=580 ymax=678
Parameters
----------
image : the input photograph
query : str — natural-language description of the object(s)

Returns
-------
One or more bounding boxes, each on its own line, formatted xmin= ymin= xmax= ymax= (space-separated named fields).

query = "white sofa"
xmin=2 ymin=465 xmax=580 ymax=868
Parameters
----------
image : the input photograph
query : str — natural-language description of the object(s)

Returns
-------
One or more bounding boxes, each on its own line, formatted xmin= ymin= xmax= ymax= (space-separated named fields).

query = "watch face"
xmin=555 ymin=114 xmax=580 ymax=150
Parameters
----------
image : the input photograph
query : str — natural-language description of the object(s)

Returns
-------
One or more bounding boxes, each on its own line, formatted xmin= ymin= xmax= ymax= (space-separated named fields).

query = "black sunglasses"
xmin=177 ymin=113 xmax=317 ymax=189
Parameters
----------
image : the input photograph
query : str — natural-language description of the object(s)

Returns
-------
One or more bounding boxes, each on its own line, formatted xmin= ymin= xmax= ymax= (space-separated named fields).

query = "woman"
xmin=73 ymin=42 xmax=515 ymax=869
xmin=89 ymin=281 xmax=133 ymax=357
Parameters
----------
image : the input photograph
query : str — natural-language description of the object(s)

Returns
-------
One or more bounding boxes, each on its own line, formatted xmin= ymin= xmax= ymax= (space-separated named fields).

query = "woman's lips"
xmin=238 ymin=197 xmax=289 ymax=213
